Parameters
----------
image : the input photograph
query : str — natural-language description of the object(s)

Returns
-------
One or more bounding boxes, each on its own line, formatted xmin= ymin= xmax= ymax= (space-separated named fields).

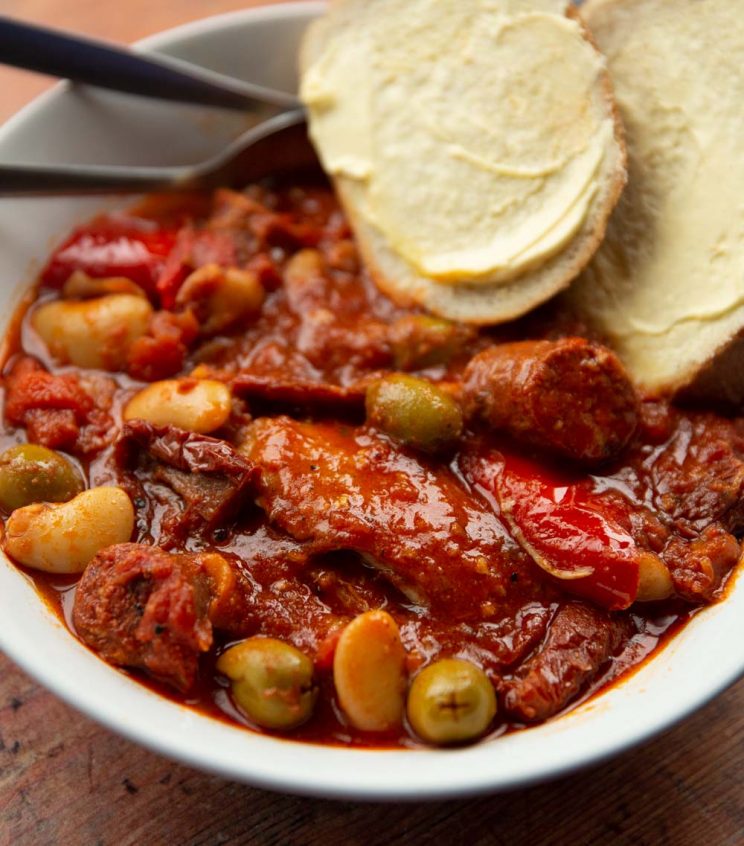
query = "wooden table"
xmin=1 ymin=649 xmax=742 ymax=845
xmin=0 ymin=2 xmax=742 ymax=844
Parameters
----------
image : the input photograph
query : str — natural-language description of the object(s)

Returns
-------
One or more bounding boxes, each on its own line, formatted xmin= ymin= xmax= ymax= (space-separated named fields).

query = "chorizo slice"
xmin=462 ymin=338 xmax=639 ymax=465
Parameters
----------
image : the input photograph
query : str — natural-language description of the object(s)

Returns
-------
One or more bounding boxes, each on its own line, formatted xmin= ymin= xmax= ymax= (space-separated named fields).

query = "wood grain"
xmin=0 ymin=2 xmax=743 ymax=844
xmin=1 ymin=652 xmax=742 ymax=846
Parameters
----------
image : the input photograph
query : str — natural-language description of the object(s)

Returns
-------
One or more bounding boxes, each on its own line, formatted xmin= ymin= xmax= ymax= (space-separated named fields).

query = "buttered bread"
xmin=572 ymin=0 xmax=744 ymax=401
xmin=300 ymin=0 xmax=626 ymax=324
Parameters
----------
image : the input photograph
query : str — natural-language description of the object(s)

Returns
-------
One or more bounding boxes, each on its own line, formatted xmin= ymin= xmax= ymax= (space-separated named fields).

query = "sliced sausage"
xmin=462 ymin=338 xmax=639 ymax=464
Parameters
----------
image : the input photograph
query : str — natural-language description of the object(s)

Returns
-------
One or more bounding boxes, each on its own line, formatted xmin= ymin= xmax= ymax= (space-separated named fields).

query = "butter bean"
xmin=123 ymin=378 xmax=231 ymax=433
xmin=283 ymin=249 xmax=325 ymax=312
xmin=5 ymin=486 xmax=135 ymax=573
xmin=333 ymin=609 xmax=407 ymax=732
xmin=32 ymin=294 xmax=152 ymax=370
xmin=636 ymin=553 xmax=674 ymax=602
xmin=176 ymin=264 xmax=264 ymax=335
xmin=62 ymin=270 xmax=147 ymax=300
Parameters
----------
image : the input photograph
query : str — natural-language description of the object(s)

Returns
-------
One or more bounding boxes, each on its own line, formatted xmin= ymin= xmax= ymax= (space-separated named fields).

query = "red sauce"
xmin=21 ymin=565 xmax=701 ymax=748
xmin=1 ymin=176 xmax=741 ymax=748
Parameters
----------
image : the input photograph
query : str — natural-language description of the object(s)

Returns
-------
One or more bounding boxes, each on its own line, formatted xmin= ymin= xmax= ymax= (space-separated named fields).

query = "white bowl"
xmin=0 ymin=3 xmax=742 ymax=801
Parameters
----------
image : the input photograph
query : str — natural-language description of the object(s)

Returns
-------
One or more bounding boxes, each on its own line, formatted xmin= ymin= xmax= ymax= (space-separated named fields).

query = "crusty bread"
xmin=300 ymin=0 xmax=626 ymax=325
xmin=571 ymin=0 xmax=744 ymax=401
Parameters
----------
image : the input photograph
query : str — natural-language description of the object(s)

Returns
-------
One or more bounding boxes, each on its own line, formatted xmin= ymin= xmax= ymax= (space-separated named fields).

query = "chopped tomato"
xmin=4 ymin=357 xmax=93 ymax=423
xmin=462 ymin=447 xmax=640 ymax=610
xmin=3 ymin=357 xmax=100 ymax=451
xmin=41 ymin=215 xmax=177 ymax=294
xmin=126 ymin=310 xmax=199 ymax=382
xmin=314 ymin=628 xmax=343 ymax=673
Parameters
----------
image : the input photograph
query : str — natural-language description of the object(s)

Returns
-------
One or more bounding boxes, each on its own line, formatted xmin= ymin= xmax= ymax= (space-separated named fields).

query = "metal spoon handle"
xmin=0 ymin=163 xmax=195 ymax=196
xmin=0 ymin=15 xmax=299 ymax=112
xmin=0 ymin=109 xmax=313 ymax=196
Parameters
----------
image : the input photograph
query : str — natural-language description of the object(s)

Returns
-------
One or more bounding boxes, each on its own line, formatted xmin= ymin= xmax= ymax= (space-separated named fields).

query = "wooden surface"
xmin=1 ymin=650 xmax=742 ymax=846
xmin=0 ymin=2 xmax=743 ymax=844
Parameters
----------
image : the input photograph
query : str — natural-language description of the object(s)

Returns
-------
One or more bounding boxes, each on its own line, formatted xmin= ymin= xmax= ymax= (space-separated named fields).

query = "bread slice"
xmin=299 ymin=0 xmax=626 ymax=324
xmin=571 ymin=0 xmax=744 ymax=401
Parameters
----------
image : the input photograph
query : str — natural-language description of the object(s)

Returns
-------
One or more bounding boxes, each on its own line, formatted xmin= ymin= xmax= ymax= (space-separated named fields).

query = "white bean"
xmin=32 ymin=294 xmax=152 ymax=370
xmin=123 ymin=378 xmax=232 ymax=433
xmin=4 ymin=486 xmax=135 ymax=573
xmin=333 ymin=609 xmax=407 ymax=732
xmin=176 ymin=264 xmax=264 ymax=334
xmin=283 ymin=249 xmax=325 ymax=312
xmin=636 ymin=553 xmax=674 ymax=602
xmin=62 ymin=270 xmax=147 ymax=300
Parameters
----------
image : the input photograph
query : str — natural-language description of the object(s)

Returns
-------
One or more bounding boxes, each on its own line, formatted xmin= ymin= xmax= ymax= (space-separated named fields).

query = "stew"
xmin=1 ymin=176 xmax=741 ymax=747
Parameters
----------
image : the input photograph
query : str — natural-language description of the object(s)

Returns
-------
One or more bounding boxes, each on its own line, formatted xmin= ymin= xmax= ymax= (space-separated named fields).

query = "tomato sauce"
xmin=1 ymin=175 xmax=741 ymax=748
xmin=18 ymin=564 xmax=698 ymax=748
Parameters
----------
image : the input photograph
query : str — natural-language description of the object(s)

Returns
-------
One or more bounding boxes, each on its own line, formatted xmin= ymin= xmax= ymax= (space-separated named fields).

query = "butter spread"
xmin=301 ymin=0 xmax=616 ymax=286
xmin=574 ymin=0 xmax=744 ymax=391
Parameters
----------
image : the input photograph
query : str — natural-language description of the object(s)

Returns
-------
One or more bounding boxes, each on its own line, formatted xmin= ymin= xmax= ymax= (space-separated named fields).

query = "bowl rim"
xmin=0 ymin=1 xmax=742 ymax=802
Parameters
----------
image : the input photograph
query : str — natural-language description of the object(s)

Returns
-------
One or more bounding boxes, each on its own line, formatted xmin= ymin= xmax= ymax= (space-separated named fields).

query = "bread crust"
xmin=573 ymin=0 xmax=744 ymax=404
xmin=679 ymin=330 xmax=744 ymax=409
xmin=300 ymin=1 xmax=627 ymax=325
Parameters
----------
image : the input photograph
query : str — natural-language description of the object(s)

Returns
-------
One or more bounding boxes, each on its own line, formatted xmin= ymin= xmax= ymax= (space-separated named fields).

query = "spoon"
xmin=0 ymin=16 xmax=315 ymax=195
xmin=0 ymin=15 xmax=299 ymax=113
xmin=0 ymin=109 xmax=317 ymax=196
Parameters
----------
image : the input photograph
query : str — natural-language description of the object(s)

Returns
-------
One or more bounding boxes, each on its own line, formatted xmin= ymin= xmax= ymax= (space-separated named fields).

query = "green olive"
xmin=365 ymin=374 xmax=463 ymax=453
xmin=407 ymin=658 xmax=497 ymax=746
xmin=390 ymin=315 xmax=466 ymax=370
xmin=216 ymin=637 xmax=317 ymax=730
xmin=0 ymin=444 xmax=84 ymax=513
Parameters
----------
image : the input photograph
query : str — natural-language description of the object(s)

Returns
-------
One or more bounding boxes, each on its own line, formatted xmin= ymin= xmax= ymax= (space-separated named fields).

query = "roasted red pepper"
xmin=40 ymin=215 xmax=178 ymax=294
xmin=461 ymin=446 xmax=641 ymax=610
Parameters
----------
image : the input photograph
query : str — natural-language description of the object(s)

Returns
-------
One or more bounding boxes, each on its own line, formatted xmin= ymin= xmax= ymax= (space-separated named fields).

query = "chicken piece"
xmin=126 ymin=309 xmax=199 ymax=382
xmin=498 ymin=603 xmax=633 ymax=722
xmin=462 ymin=339 xmax=639 ymax=464
xmin=242 ymin=416 xmax=549 ymax=620
xmin=282 ymin=248 xmax=394 ymax=374
xmin=616 ymin=410 xmax=744 ymax=600
xmin=73 ymin=543 xmax=254 ymax=691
